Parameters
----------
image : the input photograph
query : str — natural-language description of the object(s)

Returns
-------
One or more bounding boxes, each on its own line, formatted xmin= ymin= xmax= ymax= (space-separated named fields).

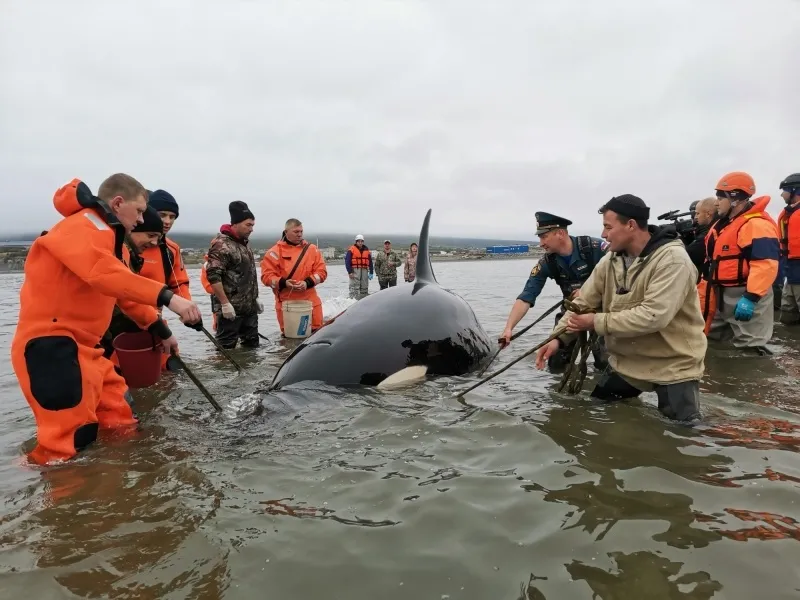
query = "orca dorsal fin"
xmin=413 ymin=209 xmax=436 ymax=290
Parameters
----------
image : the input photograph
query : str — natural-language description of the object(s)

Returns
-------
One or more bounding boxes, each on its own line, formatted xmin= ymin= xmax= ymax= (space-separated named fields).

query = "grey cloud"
xmin=1 ymin=0 xmax=798 ymax=239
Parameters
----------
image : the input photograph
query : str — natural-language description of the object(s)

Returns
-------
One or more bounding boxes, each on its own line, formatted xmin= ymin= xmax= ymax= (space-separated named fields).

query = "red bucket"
xmin=112 ymin=331 xmax=162 ymax=389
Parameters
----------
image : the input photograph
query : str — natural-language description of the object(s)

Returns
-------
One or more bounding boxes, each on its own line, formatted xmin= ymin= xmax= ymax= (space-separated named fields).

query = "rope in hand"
xmin=477 ymin=299 xmax=564 ymax=377
xmin=453 ymin=298 xmax=597 ymax=399
xmin=554 ymin=299 xmax=598 ymax=395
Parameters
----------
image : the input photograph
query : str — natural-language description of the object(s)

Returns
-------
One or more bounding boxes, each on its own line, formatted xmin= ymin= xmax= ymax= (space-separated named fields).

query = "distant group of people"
xmin=500 ymin=170 xmax=800 ymax=423
xmin=343 ymin=236 xmax=419 ymax=300
xmin=10 ymin=173 xmax=426 ymax=465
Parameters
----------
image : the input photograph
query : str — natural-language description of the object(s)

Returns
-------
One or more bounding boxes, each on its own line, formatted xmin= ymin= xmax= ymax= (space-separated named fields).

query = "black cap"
xmin=148 ymin=189 xmax=179 ymax=218
xmin=133 ymin=205 xmax=164 ymax=234
xmin=599 ymin=194 xmax=650 ymax=220
xmin=780 ymin=173 xmax=800 ymax=190
xmin=535 ymin=212 xmax=572 ymax=236
xmin=229 ymin=201 xmax=255 ymax=224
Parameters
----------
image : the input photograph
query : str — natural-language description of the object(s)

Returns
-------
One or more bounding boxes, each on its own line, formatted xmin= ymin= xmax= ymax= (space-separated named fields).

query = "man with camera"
xmin=685 ymin=197 xmax=720 ymax=325
xmin=679 ymin=198 xmax=716 ymax=278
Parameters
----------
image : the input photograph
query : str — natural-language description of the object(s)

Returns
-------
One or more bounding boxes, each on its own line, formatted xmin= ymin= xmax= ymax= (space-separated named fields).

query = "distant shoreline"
xmin=181 ymin=253 xmax=542 ymax=267
xmin=0 ymin=249 xmax=543 ymax=273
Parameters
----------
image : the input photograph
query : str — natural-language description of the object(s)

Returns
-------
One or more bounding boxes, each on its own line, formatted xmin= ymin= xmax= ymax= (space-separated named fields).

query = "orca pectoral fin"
xmin=377 ymin=366 xmax=429 ymax=390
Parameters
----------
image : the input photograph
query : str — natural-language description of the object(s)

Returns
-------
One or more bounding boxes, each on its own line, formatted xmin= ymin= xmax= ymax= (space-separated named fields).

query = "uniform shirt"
xmin=517 ymin=236 xmax=607 ymax=306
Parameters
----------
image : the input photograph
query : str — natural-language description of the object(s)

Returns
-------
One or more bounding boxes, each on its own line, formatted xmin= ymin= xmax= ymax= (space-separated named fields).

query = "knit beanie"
xmin=148 ymin=189 xmax=179 ymax=217
xmin=133 ymin=205 xmax=165 ymax=233
xmin=229 ymin=201 xmax=255 ymax=224
xmin=599 ymin=194 xmax=650 ymax=220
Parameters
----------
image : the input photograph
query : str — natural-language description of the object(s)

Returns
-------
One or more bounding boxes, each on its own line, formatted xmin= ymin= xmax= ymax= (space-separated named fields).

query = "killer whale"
xmin=268 ymin=209 xmax=493 ymax=391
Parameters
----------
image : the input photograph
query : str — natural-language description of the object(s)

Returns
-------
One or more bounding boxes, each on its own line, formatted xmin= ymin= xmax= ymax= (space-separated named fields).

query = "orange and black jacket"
xmin=345 ymin=244 xmax=373 ymax=274
xmin=99 ymin=240 xmax=175 ymax=356
xmin=139 ymin=237 xmax=192 ymax=300
xmin=778 ymin=202 xmax=800 ymax=284
xmin=704 ymin=195 xmax=780 ymax=302
xmin=14 ymin=179 xmax=176 ymax=352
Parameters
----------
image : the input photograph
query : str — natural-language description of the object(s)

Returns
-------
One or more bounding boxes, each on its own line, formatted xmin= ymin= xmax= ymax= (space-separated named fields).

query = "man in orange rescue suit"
xmin=140 ymin=189 xmax=191 ymax=301
xmin=134 ymin=189 xmax=192 ymax=371
xmin=704 ymin=171 xmax=780 ymax=354
xmin=261 ymin=218 xmax=328 ymax=336
xmin=777 ymin=173 xmax=800 ymax=324
xmin=10 ymin=174 xmax=201 ymax=465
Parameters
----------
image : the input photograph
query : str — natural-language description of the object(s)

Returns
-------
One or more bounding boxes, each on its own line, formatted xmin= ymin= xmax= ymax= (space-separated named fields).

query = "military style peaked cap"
xmin=535 ymin=212 xmax=573 ymax=236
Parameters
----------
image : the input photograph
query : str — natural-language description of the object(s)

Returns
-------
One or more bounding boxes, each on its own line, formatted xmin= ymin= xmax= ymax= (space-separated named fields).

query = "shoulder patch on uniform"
xmin=530 ymin=261 xmax=542 ymax=277
xmin=269 ymin=250 xmax=279 ymax=260
xmin=83 ymin=212 xmax=109 ymax=231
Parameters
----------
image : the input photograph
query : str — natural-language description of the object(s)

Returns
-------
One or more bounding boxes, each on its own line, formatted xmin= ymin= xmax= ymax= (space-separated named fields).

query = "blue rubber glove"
xmin=368 ymin=272 xmax=374 ymax=280
xmin=734 ymin=296 xmax=755 ymax=321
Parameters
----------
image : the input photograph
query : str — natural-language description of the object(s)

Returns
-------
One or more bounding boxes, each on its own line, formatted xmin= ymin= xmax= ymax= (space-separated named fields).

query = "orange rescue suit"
xmin=696 ymin=278 xmax=717 ymax=335
xmin=105 ymin=242 xmax=175 ymax=372
xmin=199 ymin=252 xmax=218 ymax=331
xmin=118 ymin=243 xmax=164 ymax=329
xmin=703 ymin=195 xmax=780 ymax=330
xmin=200 ymin=253 xmax=213 ymax=294
xmin=10 ymin=179 xmax=171 ymax=465
xmin=260 ymin=239 xmax=328 ymax=332
xmin=137 ymin=238 xmax=191 ymax=370
xmin=139 ymin=237 xmax=192 ymax=300
xmin=778 ymin=203 xmax=800 ymax=260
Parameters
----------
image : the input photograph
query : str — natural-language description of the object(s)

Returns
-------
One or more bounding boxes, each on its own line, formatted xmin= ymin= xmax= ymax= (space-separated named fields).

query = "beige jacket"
xmin=555 ymin=228 xmax=707 ymax=387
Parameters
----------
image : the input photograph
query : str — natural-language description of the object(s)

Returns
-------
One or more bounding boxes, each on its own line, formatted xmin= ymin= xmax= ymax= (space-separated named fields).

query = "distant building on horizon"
xmin=485 ymin=244 xmax=530 ymax=254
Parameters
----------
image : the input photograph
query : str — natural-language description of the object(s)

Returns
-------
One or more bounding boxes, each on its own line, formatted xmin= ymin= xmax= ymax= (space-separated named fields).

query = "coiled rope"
xmin=453 ymin=299 xmax=596 ymax=399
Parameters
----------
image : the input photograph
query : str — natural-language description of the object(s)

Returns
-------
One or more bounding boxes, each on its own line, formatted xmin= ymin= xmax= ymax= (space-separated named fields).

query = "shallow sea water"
xmin=1 ymin=259 xmax=799 ymax=599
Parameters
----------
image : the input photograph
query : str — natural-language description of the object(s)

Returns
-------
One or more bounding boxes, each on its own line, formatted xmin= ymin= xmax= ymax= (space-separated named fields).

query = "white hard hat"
xmin=355 ymin=234 xmax=364 ymax=241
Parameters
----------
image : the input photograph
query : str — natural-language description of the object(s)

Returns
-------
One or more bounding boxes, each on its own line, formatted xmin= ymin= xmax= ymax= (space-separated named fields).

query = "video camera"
xmin=657 ymin=204 xmax=697 ymax=245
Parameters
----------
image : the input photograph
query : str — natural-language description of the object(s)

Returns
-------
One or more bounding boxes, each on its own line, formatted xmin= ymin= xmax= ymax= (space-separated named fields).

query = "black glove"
xmin=183 ymin=317 xmax=204 ymax=331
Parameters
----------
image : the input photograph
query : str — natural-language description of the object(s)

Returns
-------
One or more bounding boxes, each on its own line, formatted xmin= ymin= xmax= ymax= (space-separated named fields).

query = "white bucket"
xmin=282 ymin=300 xmax=314 ymax=338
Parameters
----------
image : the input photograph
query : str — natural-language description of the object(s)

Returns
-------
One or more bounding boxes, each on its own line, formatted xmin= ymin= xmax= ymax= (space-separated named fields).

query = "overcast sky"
xmin=1 ymin=1 xmax=798 ymax=238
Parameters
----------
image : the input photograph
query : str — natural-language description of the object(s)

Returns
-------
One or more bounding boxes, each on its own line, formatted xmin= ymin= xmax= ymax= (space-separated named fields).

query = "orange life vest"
xmin=200 ymin=253 xmax=213 ymax=294
xmin=778 ymin=203 xmax=800 ymax=260
xmin=706 ymin=195 xmax=779 ymax=288
xmin=138 ymin=238 xmax=191 ymax=300
xmin=348 ymin=245 xmax=371 ymax=269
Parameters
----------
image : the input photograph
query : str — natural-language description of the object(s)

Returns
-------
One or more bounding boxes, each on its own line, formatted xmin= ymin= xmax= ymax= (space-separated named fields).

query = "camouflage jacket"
xmin=205 ymin=225 xmax=259 ymax=315
xmin=374 ymin=250 xmax=401 ymax=280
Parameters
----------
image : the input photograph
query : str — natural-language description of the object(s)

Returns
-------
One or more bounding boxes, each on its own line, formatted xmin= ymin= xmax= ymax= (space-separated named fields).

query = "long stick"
xmin=200 ymin=326 xmax=243 ymax=372
xmin=478 ymin=299 xmax=564 ymax=377
xmin=169 ymin=353 xmax=223 ymax=411
xmin=454 ymin=326 xmax=567 ymax=399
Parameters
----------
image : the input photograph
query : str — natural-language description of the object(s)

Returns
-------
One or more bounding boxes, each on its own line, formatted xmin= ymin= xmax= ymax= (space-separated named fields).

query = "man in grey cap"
xmin=374 ymin=239 xmax=401 ymax=290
